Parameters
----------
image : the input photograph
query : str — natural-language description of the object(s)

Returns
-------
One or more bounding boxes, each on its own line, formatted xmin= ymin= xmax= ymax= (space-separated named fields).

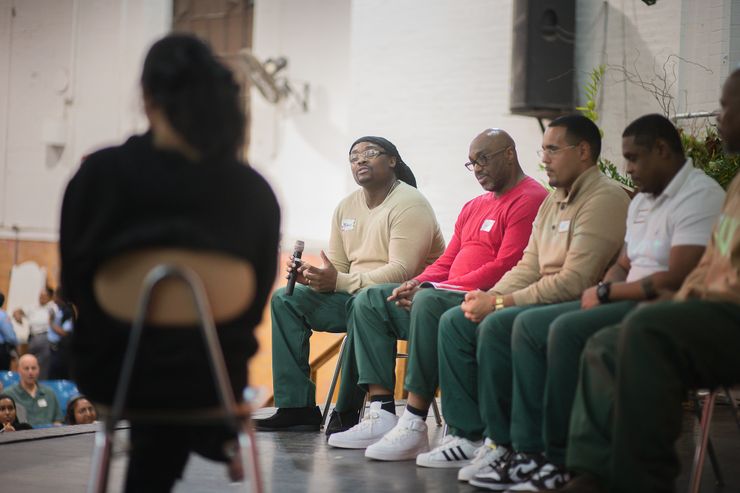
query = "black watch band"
xmin=596 ymin=281 xmax=612 ymax=304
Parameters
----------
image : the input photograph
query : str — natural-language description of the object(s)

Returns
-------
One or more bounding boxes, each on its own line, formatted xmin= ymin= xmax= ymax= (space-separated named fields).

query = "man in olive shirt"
xmin=436 ymin=115 xmax=630 ymax=482
xmin=559 ymin=70 xmax=740 ymax=493
xmin=5 ymin=354 xmax=62 ymax=426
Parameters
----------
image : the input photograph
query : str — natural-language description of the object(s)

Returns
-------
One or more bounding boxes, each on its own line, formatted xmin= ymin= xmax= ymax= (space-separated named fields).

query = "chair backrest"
xmin=0 ymin=371 xmax=19 ymax=389
xmin=93 ymin=248 xmax=256 ymax=326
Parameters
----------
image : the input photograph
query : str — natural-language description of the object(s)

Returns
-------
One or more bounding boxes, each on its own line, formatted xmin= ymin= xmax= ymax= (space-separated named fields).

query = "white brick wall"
xmin=0 ymin=0 xmax=170 ymax=239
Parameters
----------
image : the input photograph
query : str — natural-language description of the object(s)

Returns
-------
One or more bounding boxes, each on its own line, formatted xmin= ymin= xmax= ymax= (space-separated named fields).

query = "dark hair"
xmin=0 ymin=292 xmax=4 ymax=306
xmin=0 ymin=393 xmax=16 ymax=410
xmin=349 ymin=136 xmax=417 ymax=188
xmin=549 ymin=114 xmax=602 ymax=162
xmin=141 ymin=34 xmax=245 ymax=161
xmin=44 ymin=285 xmax=54 ymax=297
xmin=64 ymin=395 xmax=91 ymax=425
xmin=622 ymin=114 xmax=685 ymax=157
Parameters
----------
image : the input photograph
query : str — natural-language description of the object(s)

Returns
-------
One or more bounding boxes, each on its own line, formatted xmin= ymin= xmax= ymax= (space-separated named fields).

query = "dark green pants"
xmin=339 ymin=284 xmax=465 ymax=411
xmin=512 ymin=300 xmax=636 ymax=465
xmin=567 ymin=300 xmax=740 ymax=493
xmin=270 ymin=284 xmax=364 ymax=409
xmin=438 ymin=304 xmax=531 ymax=441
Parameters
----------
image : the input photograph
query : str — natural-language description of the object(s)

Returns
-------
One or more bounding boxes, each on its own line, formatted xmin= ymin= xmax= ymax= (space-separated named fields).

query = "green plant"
xmin=577 ymin=66 xmax=635 ymax=190
xmin=579 ymin=60 xmax=739 ymax=191
xmin=682 ymin=128 xmax=740 ymax=190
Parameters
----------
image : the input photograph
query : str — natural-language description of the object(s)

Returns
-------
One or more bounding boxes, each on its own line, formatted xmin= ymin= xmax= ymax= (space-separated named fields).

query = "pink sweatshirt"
xmin=415 ymin=177 xmax=547 ymax=291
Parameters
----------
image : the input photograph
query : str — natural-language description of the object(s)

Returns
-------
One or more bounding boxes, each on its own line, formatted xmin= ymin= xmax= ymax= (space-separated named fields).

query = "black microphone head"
xmin=294 ymin=240 xmax=305 ymax=253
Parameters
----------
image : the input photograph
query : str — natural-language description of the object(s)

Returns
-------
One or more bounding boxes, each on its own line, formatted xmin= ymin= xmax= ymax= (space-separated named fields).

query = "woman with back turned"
xmin=60 ymin=33 xmax=280 ymax=491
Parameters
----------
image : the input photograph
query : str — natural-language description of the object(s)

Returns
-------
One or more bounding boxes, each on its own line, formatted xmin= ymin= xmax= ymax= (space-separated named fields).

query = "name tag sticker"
xmin=341 ymin=219 xmax=356 ymax=231
xmin=480 ymin=219 xmax=495 ymax=232
xmin=37 ymin=398 xmax=48 ymax=408
xmin=558 ymin=220 xmax=571 ymax=233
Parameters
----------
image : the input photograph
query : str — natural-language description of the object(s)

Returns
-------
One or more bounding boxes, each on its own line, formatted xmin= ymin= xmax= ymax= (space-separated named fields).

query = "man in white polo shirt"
xmin=467 ymin=114 xmax=725 ymax=491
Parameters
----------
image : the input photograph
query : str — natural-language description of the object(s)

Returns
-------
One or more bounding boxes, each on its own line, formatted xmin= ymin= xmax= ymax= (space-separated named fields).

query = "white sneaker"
xmin=364 ymin=411 xmax=430 ymax=461
xmin=327 ymin=401 xmax=398 ymax=449
xmin=416 ymin=434 xmax=482 ymax=468
xmin=457 ymin=439 xmax=510 ymax=482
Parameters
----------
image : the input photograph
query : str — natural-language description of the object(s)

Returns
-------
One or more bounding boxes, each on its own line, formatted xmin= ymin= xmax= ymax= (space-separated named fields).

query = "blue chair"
xmin=0 ymin=370 xmax=19 ymax=389
xmin=40 ymin=379 xmax=80 ymax=414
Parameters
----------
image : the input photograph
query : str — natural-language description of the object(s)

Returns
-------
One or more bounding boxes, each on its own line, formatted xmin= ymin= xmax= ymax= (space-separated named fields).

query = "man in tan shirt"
xmin=257 ymin=136 xmax=445 ymax=431
xmin=434 ymin=114 xmax=629 ymax=481
xmin=561 ymin=71 xmax=740 ymax=493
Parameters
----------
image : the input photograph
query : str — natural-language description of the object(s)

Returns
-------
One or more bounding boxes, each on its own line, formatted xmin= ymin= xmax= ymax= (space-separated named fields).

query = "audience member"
xmin=425 ymin=115 xmax=629 ymax=481
xmin=558 ymin=69 xmax=740 ymax=493
xmin=4 ymin=354 xmax=62 ymax=426
xmin=48 ymin=287 xmax=75 ymax=380
xmin=470 ymin=114 xmax=725 ymax=491
xmin=256 ymin=136 xmax=446 ymax=432
xmin=0 ymin=394 xmax=33 ymax=432
xmin=64 ymin=395 xmax=97 ymax=425
xmin=60 ymin=33 xmax=280 ymax=492
xmin=0 ymin=292 xmax=17 ymax=371
xmin=13 ymin=286 xmax=57 ymax=379
xmin=327 ymin=129 xmax=547 ymax=453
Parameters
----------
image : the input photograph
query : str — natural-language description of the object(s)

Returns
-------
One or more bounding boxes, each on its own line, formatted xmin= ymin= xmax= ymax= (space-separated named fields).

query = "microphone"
xmin=285 ymin=240 xmax=305 ymax=296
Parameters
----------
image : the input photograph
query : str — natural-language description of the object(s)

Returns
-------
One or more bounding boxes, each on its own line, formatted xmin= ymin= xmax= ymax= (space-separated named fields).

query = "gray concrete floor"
xmin=0 ymin=403 xmax=738 ymax=492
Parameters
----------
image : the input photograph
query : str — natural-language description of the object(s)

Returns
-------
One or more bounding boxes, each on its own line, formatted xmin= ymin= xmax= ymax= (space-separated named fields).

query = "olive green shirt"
xmin=5 ymin=382 xmax=63 ymax=426
xmin=676 ymin=172 xmax=740 ymax=304
xmin=491 ymin=166 xmax=630 ymax=305
xmin=329 ymin=181 xmax=446 ymax=294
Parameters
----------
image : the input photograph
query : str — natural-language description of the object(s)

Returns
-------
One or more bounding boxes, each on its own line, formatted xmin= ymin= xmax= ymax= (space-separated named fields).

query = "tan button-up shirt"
xmin=676 ymin=172 xmax=740 ymax=304
xmin=491 ymin=166 xmax=630 ymax=305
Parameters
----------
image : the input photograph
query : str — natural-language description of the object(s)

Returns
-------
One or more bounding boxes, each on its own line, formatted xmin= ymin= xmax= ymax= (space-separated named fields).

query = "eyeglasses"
xmin=536 ymin=144 xmax=577 ymax=159
xmin=349 ymin=148 xmax=387 ymax=164
xmin=464 ymin=146 xmax=510 ymax=171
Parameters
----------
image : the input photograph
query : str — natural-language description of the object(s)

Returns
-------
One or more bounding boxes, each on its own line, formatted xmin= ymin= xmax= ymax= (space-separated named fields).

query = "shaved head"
xmin=467 ymin=128 xmax=522 ymax=195
xmin=18 ymin=354 xmax=39 ymax=389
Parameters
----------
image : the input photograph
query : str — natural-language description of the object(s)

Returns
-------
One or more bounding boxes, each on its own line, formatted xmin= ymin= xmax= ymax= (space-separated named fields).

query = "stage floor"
xmin=0 ymin=403 xmax=738 ymax=492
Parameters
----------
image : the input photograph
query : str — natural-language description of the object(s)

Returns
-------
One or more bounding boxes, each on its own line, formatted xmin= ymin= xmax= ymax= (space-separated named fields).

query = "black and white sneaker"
xmin=505 ymin=462 xmax=570 ymax=491
xmin=469 ymin=452 xmax=545 ymax=491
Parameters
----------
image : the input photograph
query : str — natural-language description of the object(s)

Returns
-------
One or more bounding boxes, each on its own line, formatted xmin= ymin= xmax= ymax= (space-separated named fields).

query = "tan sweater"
xmin=491 ymin=166 xmax=630 ymax=305
xmin=676 ymin=172 xmax=740 ymax=304
xmin=328 ymin=181 xmax=446 ymax=294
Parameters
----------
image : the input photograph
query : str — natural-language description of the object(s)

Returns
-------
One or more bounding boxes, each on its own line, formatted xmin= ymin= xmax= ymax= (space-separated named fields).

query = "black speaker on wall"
xmin=509 ymin=0 xmax=576 ymax=118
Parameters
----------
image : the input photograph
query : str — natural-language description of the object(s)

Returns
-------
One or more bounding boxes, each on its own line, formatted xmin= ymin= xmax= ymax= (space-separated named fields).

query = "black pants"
xmin=125 ymin=422 xmax=236 ymax=492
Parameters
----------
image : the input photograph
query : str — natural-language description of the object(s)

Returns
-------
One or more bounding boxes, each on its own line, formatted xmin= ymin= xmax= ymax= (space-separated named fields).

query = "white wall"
xmin=249 ymin=0 xmax=352 ymax=252
xmin=0 ymin=0 xmax=171 ymax=241
xmin=575 ymin=0 xmax=738 ymax=165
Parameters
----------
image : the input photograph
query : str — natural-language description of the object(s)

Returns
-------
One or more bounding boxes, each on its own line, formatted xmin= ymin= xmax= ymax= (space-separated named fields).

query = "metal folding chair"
xmin=87 ymin=249 xmax=262 ymax=493
xmin=320 ymin=335 xmax=443 ymax=427
xmin=688 ymin=386 xmax=740 ymax=493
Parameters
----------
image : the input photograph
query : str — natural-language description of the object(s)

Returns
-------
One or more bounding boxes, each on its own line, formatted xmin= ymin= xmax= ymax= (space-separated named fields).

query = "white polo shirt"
xmin=625 ymin=159 xmax=725 ymax=282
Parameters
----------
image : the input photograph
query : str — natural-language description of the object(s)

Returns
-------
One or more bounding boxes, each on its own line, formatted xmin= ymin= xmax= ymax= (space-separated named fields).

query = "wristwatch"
xmin=494 ymin=295 xmax=505 ymax=311
xmin=596 ymin=282 xmax=612 ymax=304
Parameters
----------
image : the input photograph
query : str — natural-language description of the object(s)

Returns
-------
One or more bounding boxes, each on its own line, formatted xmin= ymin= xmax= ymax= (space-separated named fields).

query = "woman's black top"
xmin=60 ymin=133 xmax=280 ymax=408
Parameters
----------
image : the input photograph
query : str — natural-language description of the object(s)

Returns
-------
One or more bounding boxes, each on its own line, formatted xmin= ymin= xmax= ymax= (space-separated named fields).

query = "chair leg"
xmin=689 ymin=390 xmax=719 ymax=493
xmin=238 ymin=420 xmax=263 ymax=493
xmin=87 ymin=428 xmax=114 ymax=493
xmin=359 ymin=393 xmax=369 ymax=420
xmin=691 ymin=391 xmax=724 ymax=487
xmin=321 ymin=336 xmax=347 ymax=427
xmin=430 ymin=398 xmax=443 ymax=427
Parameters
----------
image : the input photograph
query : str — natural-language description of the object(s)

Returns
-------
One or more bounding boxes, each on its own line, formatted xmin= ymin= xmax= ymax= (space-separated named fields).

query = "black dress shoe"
xmin=324 ymin=409 xmax=360 ymax=436
xmin=254 ymin=406 xmax=322 ymax=431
